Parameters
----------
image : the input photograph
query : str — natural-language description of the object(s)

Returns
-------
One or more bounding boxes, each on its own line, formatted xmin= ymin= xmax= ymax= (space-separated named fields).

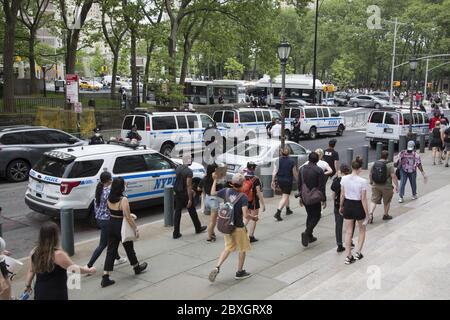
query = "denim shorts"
xmin=204 ymin=195 xmax=219 ymax=215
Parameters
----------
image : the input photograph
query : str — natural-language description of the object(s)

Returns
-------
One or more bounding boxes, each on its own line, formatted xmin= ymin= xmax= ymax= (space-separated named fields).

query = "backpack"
xmin=217 ymin=189 xmax=244 ymax=234
xmin=241 ymin=177 xmax=256 ymax=203
xmin=371 ymin=160 xmax=388 ymax=184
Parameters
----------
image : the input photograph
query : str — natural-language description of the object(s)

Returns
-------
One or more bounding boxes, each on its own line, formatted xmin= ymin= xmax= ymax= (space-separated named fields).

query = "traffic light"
xmin=101 ymin=65 xmax=108 ymax=73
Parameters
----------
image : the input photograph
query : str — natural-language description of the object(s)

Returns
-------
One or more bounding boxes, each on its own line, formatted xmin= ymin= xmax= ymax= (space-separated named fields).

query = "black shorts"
xmin=278 ymin=182 xmax=292 ymax=195
xmin=343 ymin=199 xmax=366 ymax=221
xmin=248 ymin=199 xmax=260 ymax=210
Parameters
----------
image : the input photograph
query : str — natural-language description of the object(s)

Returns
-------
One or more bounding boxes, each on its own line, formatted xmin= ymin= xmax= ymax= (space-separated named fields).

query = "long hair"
xmin=108 ymin=177 xmax=125 ymax=204
xmin=95 ymin=171 xmax=112 ymax=207
xmin=204 ymin=163 xmax=218 ymax=186
xmin=32 ymin=222 xmax=60 ymax=273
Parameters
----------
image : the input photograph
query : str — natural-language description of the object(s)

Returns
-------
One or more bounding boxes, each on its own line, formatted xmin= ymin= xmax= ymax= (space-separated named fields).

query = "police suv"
xmin=121 ymin=111 xmax=226 ymax=157
xmin=25 ymin=143 xmax=205 ymax=226
xmin=366 ymin=107 xmax=429 ymax=148
xmin=285 ymin=106 xmax=345 ymax=139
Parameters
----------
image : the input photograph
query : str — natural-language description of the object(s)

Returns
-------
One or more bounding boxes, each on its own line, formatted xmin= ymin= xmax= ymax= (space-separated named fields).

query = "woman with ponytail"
xmin=86 ymin=171 xmax=126 ymax=269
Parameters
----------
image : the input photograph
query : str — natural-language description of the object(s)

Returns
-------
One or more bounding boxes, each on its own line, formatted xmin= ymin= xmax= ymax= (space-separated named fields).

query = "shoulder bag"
xmin=300 ymin=167 xmax=325 ymax=206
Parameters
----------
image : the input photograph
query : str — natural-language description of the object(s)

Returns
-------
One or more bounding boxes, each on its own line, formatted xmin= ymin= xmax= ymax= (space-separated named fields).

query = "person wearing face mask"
xmin=397 ymin=141 xmax=426 ymax=203
xmin=89 ymin=128 xmax=105 ymax=145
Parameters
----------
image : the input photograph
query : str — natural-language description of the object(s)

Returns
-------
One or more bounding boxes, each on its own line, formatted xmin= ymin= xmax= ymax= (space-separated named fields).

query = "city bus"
xmin=184 ymin=79 xmax=247 ymax=105
xmin=249 ymin=74 xmax=329 ymax=106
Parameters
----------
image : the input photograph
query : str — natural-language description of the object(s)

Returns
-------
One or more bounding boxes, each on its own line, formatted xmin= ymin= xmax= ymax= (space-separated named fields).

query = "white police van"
xmin=285 ymin=106 xmax=345 ymax=139
xmin=121 ymin=111 xmax=226 ymax=157
xmin=366 ymin=107 xmax=429 ymax=148
xmin=25 ymin=143 xmax=205 ymax=226
xmin=212 ymin=108 xmax=288 ymax=139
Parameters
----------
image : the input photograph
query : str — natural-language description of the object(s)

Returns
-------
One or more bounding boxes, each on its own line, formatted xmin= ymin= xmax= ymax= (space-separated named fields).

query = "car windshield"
xmin=226 ymin=144 xmax=269 ymax=157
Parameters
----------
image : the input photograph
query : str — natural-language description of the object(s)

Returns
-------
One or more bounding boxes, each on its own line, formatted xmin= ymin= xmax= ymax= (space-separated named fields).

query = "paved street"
xmin=8 ymin=148 xmax=450 ymax=300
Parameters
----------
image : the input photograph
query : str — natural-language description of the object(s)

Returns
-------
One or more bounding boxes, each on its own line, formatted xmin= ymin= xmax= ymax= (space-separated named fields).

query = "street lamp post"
xmin=312 ymin=0 xmax=319 ymax=105
xmin=42 ymin=66 xmax=47 ymax=97
xmin=409 ymin=58 xmax=418 ymax=136
xmin=277 ymin=40 xmax=291 ymax=150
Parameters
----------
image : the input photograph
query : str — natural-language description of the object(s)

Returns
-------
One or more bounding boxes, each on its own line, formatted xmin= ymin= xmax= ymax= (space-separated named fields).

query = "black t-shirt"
xmin=174 ymin=165 xmax=193 ymax=195
xmin=198 ymin=177 xmax=224 ymax=195
xmin=323 ymin=148 xmax=339 ymax=174
xmin=276 ymin=156 xmax=296 ymax=184
xmin=217 ymin=188 xmax=248 ymax=228
xmin=330 ymin=176 xmax=342 ymax=208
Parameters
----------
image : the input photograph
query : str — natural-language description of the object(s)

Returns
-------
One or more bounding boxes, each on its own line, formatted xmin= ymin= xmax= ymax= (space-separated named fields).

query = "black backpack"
xmin=372 ymin=160 xmax=388 ymax=184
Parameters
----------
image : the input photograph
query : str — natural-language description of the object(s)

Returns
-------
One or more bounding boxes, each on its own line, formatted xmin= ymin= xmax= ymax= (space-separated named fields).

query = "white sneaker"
xmin=114 ymin=257 xmax=128 ymax=266
xmin=412 ymin=195 xmax=418 ymax=200
xmin=398 ymin=198 xmax=404 ymax=203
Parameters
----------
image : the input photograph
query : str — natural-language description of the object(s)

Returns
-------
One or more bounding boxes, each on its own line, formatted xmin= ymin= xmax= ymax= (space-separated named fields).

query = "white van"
xmin=366 ymin=108 xmax=429 ymax=148
xmin=102 ymin=75 xmax=122 ymax=88
xmin=285 ymin=106 xmax=345 ymax=139
xmin=212 ymin=108 xmax=288 ymax=139
xmin=121 ymin=112 xmax=226 ymax=156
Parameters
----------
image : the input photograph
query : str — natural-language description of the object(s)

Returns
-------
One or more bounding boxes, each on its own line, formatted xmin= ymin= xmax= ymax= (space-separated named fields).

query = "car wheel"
xmin=353 ymin=102 xmax=358 ymax=108
xmin=336 ymin=124 xmax=345 ymax=136
xmin=374 ymin=103 xmax=381 ymax=109
xmin=6 ymin=159 xmax=31 ymax=182
xmin=160 ymin=143 xmax=174 ymax=157
xmin=309 ymin=127 xmax=317 ymax=140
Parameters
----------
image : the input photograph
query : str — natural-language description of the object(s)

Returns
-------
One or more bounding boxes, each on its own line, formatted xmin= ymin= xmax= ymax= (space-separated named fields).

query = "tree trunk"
xmin=110 ymin=49 xmax=119 ymax=99
xmin=29 ymin=30 xmax=37 ymax=94
xmin=143 ymin=40 xmax=155 ymax=103
xmin=130 ymin=28 xmax=137 ymax=101
xmin=2 ymin=0 xmax=23 ymax=112
xmin=179 ymin=40 xmax=192 ymax=87
xmin=167 ymin=21 xmax=178 ymax=82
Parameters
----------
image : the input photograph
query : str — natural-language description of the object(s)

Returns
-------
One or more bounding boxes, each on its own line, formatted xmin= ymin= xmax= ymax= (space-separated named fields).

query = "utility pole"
xmin=424 ymin=58 xmax=429 ymax=99
xmin=389 ymin=18 xmax=398 ymax=106
xmin=312 ymin=0 xmax=319 ymax=105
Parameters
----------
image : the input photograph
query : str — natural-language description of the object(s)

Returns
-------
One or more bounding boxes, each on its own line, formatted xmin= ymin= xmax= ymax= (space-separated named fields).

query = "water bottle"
xmin=19 ymin=292 xmax=30 ymax=300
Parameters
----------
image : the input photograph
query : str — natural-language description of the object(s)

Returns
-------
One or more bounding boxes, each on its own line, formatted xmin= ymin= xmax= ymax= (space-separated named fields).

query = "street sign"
xmin=323 ymin=84 xmax=335 ymax=93
xmin=66 ymin=74 xmax=79 ymax=103
xmin=393 ymin=81 xmax=401 ymax=87
xmin=74 ymin=102 xmax=82 ymax=113
xmin=101 ymin=65 xmax=108 ymax=73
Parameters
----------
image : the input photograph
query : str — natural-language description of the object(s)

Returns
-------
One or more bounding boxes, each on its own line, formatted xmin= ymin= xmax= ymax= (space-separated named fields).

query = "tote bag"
xmin=121 ymin=214 xmax=138 ymax=243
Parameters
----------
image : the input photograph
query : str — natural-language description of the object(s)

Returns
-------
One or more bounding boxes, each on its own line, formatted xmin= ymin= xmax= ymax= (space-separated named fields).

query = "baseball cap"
xmin=407 ymin=140 xmax=415 ymax=151
xmin=231 ymin=173 xmax=245 ymax=186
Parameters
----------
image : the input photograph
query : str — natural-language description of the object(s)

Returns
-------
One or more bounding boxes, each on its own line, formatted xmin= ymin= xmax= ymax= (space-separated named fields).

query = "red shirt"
xmin=429 ymin=117 xmax=439 ymax=131
xmin=416 ymin=94 xmax=421 ymax=101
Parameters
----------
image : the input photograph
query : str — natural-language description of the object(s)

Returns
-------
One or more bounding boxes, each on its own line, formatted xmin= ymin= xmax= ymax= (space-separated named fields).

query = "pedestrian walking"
xmin=198 ymin=164 xmax=221 ymax=242
xmin=208 ymin=173 xmax=258 ymax=282
xmin=301 ymin=148 xmax=333 ymax=176
xmin=86 ymin=171 xmax=127 ymax=270
xmin=298 ymin=152 xmax=327 ymax=247
xmin=368 ymin=150 xmax=399 ymax=223
xmin=270 ymin=119 xmax=282 ymax=139
xmin=339 ymin=157 xmax=368 ymax=265
xmin=242 ymin=162 xmax=265 ymax=243
xmin=399 ymin=92 xmax=405 ymax=106
xmin=24 ymin=222 xmax=96 ymax=299
xmin=272 ymin=147 xmax=298 ymax=221
xmin=331 ymin=164 xmax=354 ymax=252
xmin=173 ymin=154 xmax=207 ymax=239
xmin=443 ymin=124 xmax=450 ymax=167
xmin=101 ymin=177 xmax=147 ymax=288
xmin=397 ymin=141 xmax=427 ymax=203
xmin=0 ymin=237 xmax=12 ymax=300
xmin=323 ymin=139 xmax=340 ymax=179
xmin=431 ymin=121 xmax=442 ymax=165
xmin=266 ymin=118 xmax=276 ymax=139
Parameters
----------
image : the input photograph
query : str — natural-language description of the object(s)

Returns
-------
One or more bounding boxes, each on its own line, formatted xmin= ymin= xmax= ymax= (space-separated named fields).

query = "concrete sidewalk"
xmin=10 ymin=149 xmax=450 ymax=300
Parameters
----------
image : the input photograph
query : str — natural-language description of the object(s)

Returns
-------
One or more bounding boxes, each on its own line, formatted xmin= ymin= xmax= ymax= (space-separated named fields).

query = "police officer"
xmin=89 ymin=128 xmax=105 ymax=145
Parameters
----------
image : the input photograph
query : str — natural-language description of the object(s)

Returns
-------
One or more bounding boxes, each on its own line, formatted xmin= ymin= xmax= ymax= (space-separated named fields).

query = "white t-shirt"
xmin=340 ymin=174 xmax=368 ymax=201
xmin=271 ymin=124 xmax=281 ymax=137
xmin=302 ymin=160 xmax=332 ymax=174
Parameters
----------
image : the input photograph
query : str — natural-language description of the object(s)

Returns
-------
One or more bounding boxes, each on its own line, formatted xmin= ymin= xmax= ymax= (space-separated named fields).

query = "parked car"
xmin=25 ymin=142 xmax=205 ymax=226
xmin=333 ymin=92 xmax=348 ymax=106
xmin=121 ymin=79 xmax=144 ymax=92
xmin=216 ymin=138 xmax=310 ymax=181
xmin=349 ymin=95 xmax=389 ymax=109
xmin=102 ymin=75 xmax=122 ymax=89
xmin=0 ymin=126 xmax=84 ymax=182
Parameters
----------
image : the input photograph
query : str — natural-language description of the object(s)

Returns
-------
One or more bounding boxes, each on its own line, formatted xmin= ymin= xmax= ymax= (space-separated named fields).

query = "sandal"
xmin=206 ymin=234 xmax=216 ymax=242
xmin=354 ymin=252 xmax=364 ymax=260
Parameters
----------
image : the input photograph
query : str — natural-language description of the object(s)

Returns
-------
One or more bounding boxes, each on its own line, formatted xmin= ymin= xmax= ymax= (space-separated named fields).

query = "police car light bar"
xmin=107 ymin=140 xmax=147 ymax=150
